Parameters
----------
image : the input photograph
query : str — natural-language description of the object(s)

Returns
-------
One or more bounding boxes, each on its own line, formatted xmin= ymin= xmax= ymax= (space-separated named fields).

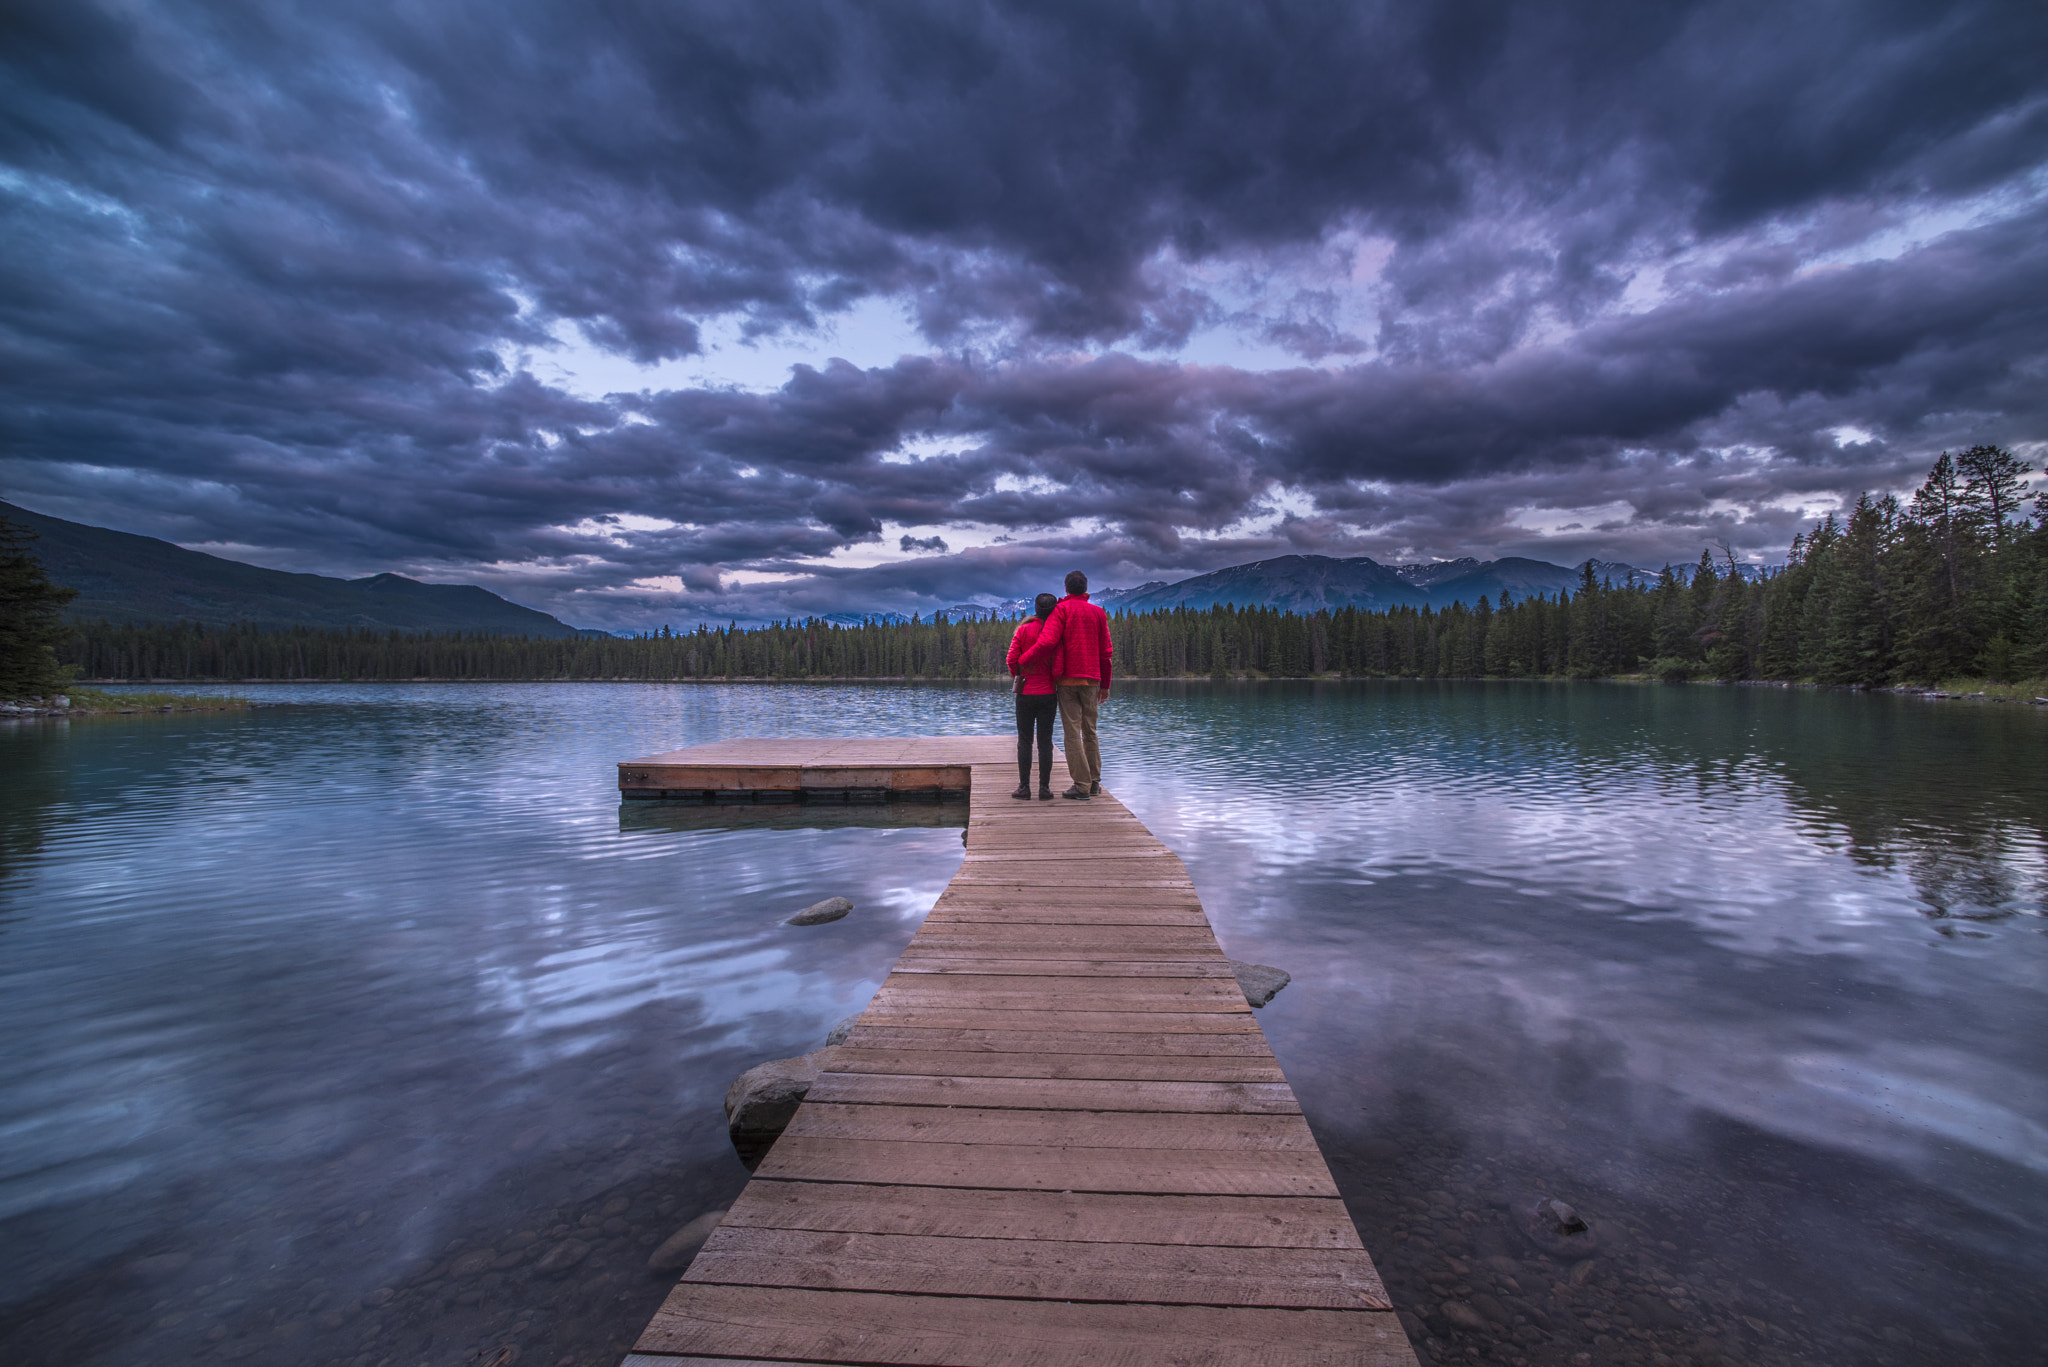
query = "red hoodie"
xmin=1006 ymin=616 xmax=1058 ymax=695
xmin=1020 ymin=592 xmax=1113 ymax=690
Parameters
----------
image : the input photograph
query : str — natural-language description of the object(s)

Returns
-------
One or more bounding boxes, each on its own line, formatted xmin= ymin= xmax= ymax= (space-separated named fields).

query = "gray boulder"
xmin=825 ymin=1013 xmax=862 ymax=1046
xmin=1510 ymin=1195 xmax=1599 ymax=1260
xmin=647 ymin=1208 xmax=729 ymax=1272
xmin=724 ymin=1046 xmax=839 ymax=1168
xmin=533 ymin=1237 xmax=590 ymax=1276
xmin=1229 ymin=960 xmax=1291 ymax=1007
xmin=787 ymin=896 xmax=853 ymax=926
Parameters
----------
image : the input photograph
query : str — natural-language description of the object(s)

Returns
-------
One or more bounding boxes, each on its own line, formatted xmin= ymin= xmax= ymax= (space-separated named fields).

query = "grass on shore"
xmin=55 ymin=687 xmax=248 ymax=713
xmin=1914 ymin=677 xmax=2048 ymax=702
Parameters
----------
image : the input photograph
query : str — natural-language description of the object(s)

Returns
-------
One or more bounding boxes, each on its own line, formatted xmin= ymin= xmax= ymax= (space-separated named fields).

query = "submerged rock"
xmin=1229 ymin=960 xmax=1291 ymax=1007
xmin=647 ymin=1208 xmax=729 ymax=1272
xmin=725 ymin=1047 xmax=839 ymax=1168
xmin=533 ymin=1238 xmax=590 ymax=1276
xmin=825 ymin=1013 xmax=861 ymax=1046
xmin=1510 ymin=1195 xmax=1599 ymax=1260
xmin=787 ymin=896 xmax=853 ymax=926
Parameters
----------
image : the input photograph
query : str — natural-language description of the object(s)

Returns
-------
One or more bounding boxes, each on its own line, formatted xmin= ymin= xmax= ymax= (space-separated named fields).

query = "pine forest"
xmin=55 ymin=447 xmax=2048 ymax=689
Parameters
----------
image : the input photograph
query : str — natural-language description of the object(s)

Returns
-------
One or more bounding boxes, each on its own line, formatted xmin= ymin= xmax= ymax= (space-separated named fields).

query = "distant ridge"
xmin=1101 ymin=553 xmax=1675 ymax=615
xmin=918 ymin=554 xmax=1695 ymax=625
xmin=1 ymin=500 xmax=595 ymax=637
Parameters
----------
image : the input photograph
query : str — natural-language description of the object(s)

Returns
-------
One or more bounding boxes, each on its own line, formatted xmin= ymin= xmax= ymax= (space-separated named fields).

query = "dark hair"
xmin=1034 ymin=592 xmax=1058 ymax=619
xmin=1064 ymin=570 xmax=1088 ymax=595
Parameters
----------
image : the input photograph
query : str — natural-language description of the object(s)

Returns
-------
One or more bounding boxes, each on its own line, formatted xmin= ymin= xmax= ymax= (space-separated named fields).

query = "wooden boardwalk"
xmin=618 ymin=737 xmax=1415 ymax=1367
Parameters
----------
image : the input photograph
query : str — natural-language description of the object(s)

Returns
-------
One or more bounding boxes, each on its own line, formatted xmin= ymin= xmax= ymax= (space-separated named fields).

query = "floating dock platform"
xmin=616 ymin=737 xmax=1416 ymax=1367
xmin=619 ymin=737 xmax=982 ymax=804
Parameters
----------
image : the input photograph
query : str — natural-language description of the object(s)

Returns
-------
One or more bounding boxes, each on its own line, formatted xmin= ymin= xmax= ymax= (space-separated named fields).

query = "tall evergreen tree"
xmin=1957 ymin=444 xmax=2034 ymax=549
xmin=1808 ymin=496 xmax=1898 ymax=685
xmin=1 ymin=516 xmax=81 ymax=699
xmin=1892 ymin=454 xmax=1986 ymax=680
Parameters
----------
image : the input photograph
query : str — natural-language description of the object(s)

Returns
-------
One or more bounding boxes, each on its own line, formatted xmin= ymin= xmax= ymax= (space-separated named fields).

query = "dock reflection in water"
xmin=0 ymin=681 xmax=2043 ymax=1367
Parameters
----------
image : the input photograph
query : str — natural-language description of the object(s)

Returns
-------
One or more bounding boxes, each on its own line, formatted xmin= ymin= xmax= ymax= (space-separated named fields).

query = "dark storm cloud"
xmin=1 ymin=0 xmax=2045 ymax=628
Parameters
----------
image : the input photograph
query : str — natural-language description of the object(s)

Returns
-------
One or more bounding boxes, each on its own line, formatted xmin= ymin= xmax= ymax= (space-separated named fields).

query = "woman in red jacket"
xmin=1005 ymin=592 xmax=1060 ymax=799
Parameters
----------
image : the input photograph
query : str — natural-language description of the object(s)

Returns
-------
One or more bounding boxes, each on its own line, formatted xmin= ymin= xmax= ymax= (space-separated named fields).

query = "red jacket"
xmin=1020 ymin=592 xmax=1113 ymax=689
xmin=1006 ymin=617 xmax=1058 ymax=695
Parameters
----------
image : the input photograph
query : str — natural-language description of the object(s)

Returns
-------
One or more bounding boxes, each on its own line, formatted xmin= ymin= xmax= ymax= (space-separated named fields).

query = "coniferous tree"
xmin=1958 ymin=444 xmax=2034 ymax=549
xmin=1809 ymin=496 xmax=1898 ymax=685
xmin=1892 ymin=455 xmax=1985 ymax=680
xmin=1 ymin=516 xmax=81 ymax=698
xmin=47 ymin=449 xmax=2048 ymax=687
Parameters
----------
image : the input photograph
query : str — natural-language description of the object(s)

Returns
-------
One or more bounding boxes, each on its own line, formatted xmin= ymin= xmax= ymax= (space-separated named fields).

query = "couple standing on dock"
xmin=1006 ymin=570 xmax=1112 ymax=802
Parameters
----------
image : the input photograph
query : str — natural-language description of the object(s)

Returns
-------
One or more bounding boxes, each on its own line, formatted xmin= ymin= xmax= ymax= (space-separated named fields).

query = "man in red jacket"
xmin=1020 ymin=570 xmax=1113 ymax=800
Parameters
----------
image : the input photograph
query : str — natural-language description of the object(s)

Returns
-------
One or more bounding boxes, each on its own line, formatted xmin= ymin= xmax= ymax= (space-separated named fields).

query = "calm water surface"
xmin=1 ymin=682 xmax=2043 ymax=1367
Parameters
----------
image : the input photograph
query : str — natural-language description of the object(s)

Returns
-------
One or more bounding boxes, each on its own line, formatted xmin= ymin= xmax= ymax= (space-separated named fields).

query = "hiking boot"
xmin=1061 ymin=785 xmax=1091 ymax=800
xmin=1088 ymin=781 xmax=1101 ymax=796
xmin=1010 ymin=784 xmax=1031 ymax=799
xmin=1038 ymin=786 xmax=1054 ymax=801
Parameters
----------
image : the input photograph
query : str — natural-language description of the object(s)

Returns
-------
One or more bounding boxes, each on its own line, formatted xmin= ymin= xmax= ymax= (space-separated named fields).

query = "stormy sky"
xmin=3 ymin=2 xmax=2045 ymax=629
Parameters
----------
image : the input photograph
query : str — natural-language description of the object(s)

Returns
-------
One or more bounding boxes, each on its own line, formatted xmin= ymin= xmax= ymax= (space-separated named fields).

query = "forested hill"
xmin=64 ymin=449 xmax=2048 ymax=687
xmin=50 ymin=448 xmax=2046 ymax=687
xmin=1 ymin=500 xmax=591 ymax=637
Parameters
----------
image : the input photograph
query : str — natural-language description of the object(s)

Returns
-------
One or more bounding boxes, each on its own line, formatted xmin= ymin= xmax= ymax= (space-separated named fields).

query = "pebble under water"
xmin=1 ymin=680 xmax=2043 ymax=1367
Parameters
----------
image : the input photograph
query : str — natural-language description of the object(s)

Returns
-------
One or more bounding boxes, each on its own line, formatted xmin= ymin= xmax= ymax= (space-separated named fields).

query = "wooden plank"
xmin=948 ymin=877 xmax=1197 ymax=890
xmin=935 ymin=885 xmax=1205 ymax=902
xmin=826 ymin=1047 xmax=1289 ymax=1082
xmin=683 ymin=1227 xmax=1390 ymax=1311
xmin=806 ymin=1073 xmax=1302 ymax=1114
xmin=872 ymin=979 xmax=1248 ymax=1013
xmin=961 ymin=849 xmax=1170 ymax=862
xmin=900 ymin=939 xmax=1226 ymax=962
xmin=876 ymin=971 xmax=1245 ymax=998
xmin=721 ymin=1181 xmax=1367 ymax=1249
xmin=921 ymin=906 xmax=1212 ymax=926
xmin=962 ymin=840 xmax=1162 ymax=851
xmin=853 ymin=1007 xmax=1263 ymax=1033
xmin=782 ymin=1104 xmax=1321 ymax=1151
xmin=837 ymin=1026 xmax=1278 ymax=1055
xmin=906 ymin=925 xmax=1222 ymax=950
xmin=967 ymin=819 xmax=1150 ymax=832
xmin=754 ymin=1136 xmax=1340 ymax=1195
xmin=930 ymin=897 xmax=1210 ymax=916
xmin=891 ymin=955 xmax=1233 ymax=977
xmin=890 ymin=766 xmax=967 ymax=790
xmin=636 ymin=1285 xmax=1415 ymax=1367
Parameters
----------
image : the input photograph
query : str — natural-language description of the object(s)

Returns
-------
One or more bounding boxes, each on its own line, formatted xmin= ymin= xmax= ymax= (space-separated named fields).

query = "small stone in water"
xmin=725 ymin=1047 xmax=839 ymax=1169
xmin=1229 ymin=960 xmax=1291 ymax=1007
xmin=647 ymin=1208 xmax=730 ymax=1272
xmin=787 ymin=896 xmax=853 ymax=926
xmin=1512 ymin=1194 xmax=1598 ymax=1260
xmin=448 ymin=1250 xmax=494 ymax=1278
xmin=533 ymin=1238 xmax=591 ymax=1275
xmin=825 ymin=1013 xmax=861 ymax=1045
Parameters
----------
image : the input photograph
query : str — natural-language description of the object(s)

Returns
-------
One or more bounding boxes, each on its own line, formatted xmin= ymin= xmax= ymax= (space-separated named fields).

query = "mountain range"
xmin=3 ymin=500 xmax=593 ymax=637
xmin=8 ymin=496 xmax=1756 ymax=635
xmin=939 ymin=553 xmax=1686 ymax=621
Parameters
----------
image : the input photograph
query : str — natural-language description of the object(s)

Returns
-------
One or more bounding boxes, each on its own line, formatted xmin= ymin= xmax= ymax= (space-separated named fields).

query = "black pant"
xmin=1015 ymin=692 xmax=1056 ymax=788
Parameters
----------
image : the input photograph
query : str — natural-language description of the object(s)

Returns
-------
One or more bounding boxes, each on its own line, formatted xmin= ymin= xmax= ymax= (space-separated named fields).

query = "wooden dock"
xmin=617 ymin=737 xmax=1416 ymax=1367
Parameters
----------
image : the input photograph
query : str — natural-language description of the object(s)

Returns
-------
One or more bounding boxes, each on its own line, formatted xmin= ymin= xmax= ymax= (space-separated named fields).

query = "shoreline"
xmin=37 ymin=676 xmax=2048 ymax=706
xmin=1 ymin=689 xmax=249 ymax=717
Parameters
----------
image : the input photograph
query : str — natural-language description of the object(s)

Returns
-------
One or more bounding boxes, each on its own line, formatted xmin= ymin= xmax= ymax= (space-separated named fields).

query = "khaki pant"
xmin=1055 ymin=681 xmax=1101 ymax=787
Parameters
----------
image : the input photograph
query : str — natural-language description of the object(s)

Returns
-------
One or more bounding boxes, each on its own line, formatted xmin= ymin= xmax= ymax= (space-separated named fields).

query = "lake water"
xmin=1 ymin=681 xmax=2043 ymax=1367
